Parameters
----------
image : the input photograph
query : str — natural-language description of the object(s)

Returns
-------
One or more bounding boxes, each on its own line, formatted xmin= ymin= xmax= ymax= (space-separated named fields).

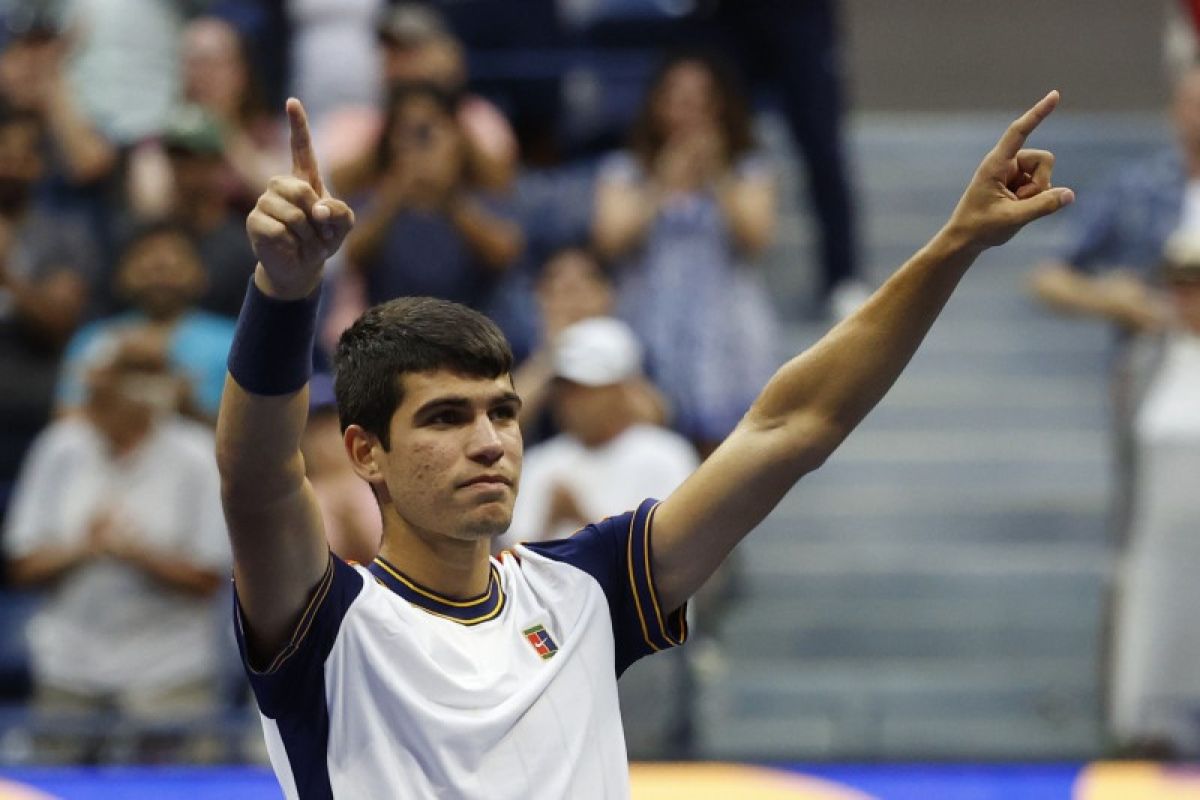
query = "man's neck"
xmin=376 ymin=510 xmax=494 ymax=600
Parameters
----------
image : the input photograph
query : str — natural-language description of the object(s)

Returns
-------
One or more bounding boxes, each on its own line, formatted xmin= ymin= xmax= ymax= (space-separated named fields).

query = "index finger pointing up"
xmin=994 ymin=90 xmax=1060 ymax=160
xmin=287 ymin=97 xmax=326 ymax=197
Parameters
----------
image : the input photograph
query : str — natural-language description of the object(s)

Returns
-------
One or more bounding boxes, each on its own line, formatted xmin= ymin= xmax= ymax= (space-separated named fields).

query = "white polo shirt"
xmin=4 ymin=416 xmax=230 ymax=694
xmin=236 ymin=499 xmax=687 ymax=799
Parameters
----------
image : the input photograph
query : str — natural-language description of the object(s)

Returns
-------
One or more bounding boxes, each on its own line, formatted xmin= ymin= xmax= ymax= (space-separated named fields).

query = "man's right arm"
xmin=215 ymin=99 xmax=355 ymax=665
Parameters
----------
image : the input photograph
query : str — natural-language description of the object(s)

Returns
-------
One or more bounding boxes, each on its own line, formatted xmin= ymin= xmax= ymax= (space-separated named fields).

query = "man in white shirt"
xmin=498 ymin=317 xmax=698 ymax=549
xmin=4 ymin=330 xmax=230 ymax=761
xmin=218 ymin=93 xmax=1074 ymax=798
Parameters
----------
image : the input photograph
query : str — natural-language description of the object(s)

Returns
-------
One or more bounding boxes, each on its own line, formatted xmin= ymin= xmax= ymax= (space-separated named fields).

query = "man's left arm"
xmin=651 ymin=91 xmax=1077 ymax=612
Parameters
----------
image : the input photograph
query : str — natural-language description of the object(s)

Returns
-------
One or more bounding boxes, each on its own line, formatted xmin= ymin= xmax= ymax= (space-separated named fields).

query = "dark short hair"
xmin=119 ymin=219 xmax=196 ymax=259
xmin=333 ymin=297 xmax=513 ymax=448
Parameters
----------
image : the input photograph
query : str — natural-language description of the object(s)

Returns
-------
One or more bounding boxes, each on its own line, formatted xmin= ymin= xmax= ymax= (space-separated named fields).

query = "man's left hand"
xmin=946 ymin=90 xmax=1075 ymax=252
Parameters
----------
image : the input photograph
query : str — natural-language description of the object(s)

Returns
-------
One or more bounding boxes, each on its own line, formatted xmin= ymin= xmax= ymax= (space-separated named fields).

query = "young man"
xmin=217 ymin=95 xmax=1074 ymax=798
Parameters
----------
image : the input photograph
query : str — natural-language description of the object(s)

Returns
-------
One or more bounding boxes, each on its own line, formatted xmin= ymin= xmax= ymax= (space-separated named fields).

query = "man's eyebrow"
xmin=412 ymin=391 xmax=523 ymax=418
xmin=412 ymin=396 xmax=472 ymax=418
xmin=493 ymin=391 xmax=523 ymax=409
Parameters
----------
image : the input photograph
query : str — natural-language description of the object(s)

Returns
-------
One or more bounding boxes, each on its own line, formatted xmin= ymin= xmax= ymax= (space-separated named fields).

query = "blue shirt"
xmin=1061 ymin=148 xmax=1186 ymax=278
xmin=58 ymin=310 xmax=236 ymax=418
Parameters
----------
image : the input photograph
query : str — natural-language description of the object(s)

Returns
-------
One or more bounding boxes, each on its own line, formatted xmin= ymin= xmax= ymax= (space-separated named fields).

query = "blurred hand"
xmin=246 ymin=99 xmax=355 ymax=300
xmin=655 ymin=128 xmax=726 ymax=193
xmin=547 ymin=483 xmax=586 ymax=530
xmin=945 ymin=91 xmax=1075 ymax=252
xmin=1098 ymin=272 xmax=1170 ymax=333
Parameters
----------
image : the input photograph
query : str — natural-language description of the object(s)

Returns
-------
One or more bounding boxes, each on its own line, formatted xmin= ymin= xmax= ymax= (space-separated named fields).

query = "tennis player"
xmin=217 ymin=94 xmax=1074 ymax=798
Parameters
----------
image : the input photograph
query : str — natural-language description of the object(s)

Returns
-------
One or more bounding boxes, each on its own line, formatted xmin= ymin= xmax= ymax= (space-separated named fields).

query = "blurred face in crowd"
xmin=388 ymin=93 xmax=464 ymax=189
xmin=0 ymin=116 xmax=43 ymax=213
xmin=182 ymin=17 xmax=248 ymax=119
xmin=0 ymin=33 xmax=59 ymax=111
xmin=653 ymin=60 xmax=720 ymax=140
xmin=85 ymin=333 xmax=179 ymax=449
xmin=116 ymin=230 xmax=207 ymax=320
xmin=536 ymin=250 xmax=614 ymax=335
xmin=168 ymin=148 xmax=226 ymax=206
xmin=383 ymin=36 xmax=467 ymax=91
xmin=553 ymin=380 xmax=628 ymax=448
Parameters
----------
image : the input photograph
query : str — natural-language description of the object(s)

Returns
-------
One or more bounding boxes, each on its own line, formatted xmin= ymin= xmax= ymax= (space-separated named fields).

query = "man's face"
xmin=373 ymin=370 xmax=523 ymax=542
xmin=116 ymin=232 xmax=206 ymax=318
xmin=553 ymin=381 xmax=624 ymax=447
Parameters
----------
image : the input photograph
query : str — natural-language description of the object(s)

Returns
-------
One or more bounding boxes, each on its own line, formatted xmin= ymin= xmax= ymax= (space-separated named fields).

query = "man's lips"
xmin=458 ymin=475 xmax=512 ymax=489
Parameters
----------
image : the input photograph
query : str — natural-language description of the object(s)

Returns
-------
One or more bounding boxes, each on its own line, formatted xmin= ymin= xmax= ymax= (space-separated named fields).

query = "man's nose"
xmin=466 ymin=415 xmax=503 ymax=464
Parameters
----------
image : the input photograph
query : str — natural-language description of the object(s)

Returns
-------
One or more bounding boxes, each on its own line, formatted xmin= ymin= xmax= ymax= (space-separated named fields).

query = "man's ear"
xmin=344 ymin=424 xmax=386 ymax=487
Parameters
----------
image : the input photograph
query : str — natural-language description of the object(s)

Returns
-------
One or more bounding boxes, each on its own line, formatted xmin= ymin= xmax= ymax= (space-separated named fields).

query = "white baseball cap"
xmin=553 ymin=317 xmax=643 ymax=387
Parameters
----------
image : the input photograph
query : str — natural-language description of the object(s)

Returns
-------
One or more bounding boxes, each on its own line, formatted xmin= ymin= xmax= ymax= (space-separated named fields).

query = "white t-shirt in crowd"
xmin=497 ymin=424 xmax=699 ymax=548
xmin=3 ymin=416 xmax=230 ymax=694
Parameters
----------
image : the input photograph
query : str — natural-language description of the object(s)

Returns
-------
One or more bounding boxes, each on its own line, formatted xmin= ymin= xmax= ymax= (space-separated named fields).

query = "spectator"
xmin=56 ymin=222 xmax=235 ymax=422
xmin=342 ymin=82 xmax=523 ymax=311
xmin=0 ymin=12 xmax=117 ymax=192
xmin=712 ymin=0 xmax=865 ymax=319
xmin=129 ymin=16 xmax=287 ymax=218
xmin=1111 ymin=230 xmax=1200 ymax=755
xmin=150 ymin=105 xmax=258 ymax=318
xmin=0 ymin=102 xmax=98 ymax=522
xmin=497 ymin=316 xmax=697 ymax=548
xmin=329 ymin=4 xmax=518 ymax=197
xmin=1028 ymin=65 xmax=1200 ymax=334
xmin=3 ymin=332 xmax=230 ymax=762
xmin=1028 ymin=66 xmax=1196 ymax=539
xmin=302 ymin=373 xmax=381 ymax=565
xmin=514 ymin=247 xmax=664 ymax=436
xmin=375 ymin=3 xmax=517 ymax=192
xmin=592 ymin=52 xmax=780 ymax=453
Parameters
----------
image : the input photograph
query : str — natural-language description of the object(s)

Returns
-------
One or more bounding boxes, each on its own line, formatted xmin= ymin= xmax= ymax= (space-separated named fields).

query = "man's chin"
xmin=460 ymin=504 xmax=513 ymax=539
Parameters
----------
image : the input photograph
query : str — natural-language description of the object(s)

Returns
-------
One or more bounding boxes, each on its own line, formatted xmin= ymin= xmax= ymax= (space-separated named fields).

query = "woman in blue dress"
xmin=592 ymin=52 xmax=781 ymax=453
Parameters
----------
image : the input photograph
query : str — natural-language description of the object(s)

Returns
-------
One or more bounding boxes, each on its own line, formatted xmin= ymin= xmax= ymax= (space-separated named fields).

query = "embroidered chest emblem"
xmin=523 ymin=624 xmax=559 ymax=660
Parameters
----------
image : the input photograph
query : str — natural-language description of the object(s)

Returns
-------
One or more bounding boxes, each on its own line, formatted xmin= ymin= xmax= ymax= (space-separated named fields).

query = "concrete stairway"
xmin=693 ymin=112 xmax=1170 ymax=760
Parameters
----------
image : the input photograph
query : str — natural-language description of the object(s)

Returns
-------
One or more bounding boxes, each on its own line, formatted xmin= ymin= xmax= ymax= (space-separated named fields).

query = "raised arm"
xmin=651 ymin=91 xmax=1077 ymax=612
xmin=215 ymin=99 xmax=355 ymax=664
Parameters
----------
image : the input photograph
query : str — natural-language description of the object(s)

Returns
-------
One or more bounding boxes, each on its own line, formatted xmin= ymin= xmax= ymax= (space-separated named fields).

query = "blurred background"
xmin=1 ymin=0 xmax=1199 ymax=797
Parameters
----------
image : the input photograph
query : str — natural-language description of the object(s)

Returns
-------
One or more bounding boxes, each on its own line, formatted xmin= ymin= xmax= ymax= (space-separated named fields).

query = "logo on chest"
xmin=522 ymin=623 xmax=559 ymax=660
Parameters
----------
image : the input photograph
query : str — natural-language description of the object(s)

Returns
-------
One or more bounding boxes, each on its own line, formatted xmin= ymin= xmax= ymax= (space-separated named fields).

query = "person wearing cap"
xmin=3 ymin=329 xmax=230 ymax=762
xmin=377 ymin=3 xmax=517 ymax=192
xmin=148 ymin=104 xmax=258 ymax=319
xmin=497 ymin=317 xmax=697 ymax=549
xmin=1109 ymin=229 xmax=1200 ymax=756
xmin=331 ymin=2 xmax=517 ymax=197
xmin=302 ymin=372 xmax=382 ymax=565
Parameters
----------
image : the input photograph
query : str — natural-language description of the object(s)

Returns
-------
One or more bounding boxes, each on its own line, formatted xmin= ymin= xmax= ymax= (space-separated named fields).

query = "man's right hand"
xmin=246 ymin=98 xmax=355 ymax=300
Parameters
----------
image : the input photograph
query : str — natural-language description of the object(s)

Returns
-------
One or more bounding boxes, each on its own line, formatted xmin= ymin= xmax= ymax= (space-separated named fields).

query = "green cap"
xmin=162 ymin=105 xmax=224 ymax=156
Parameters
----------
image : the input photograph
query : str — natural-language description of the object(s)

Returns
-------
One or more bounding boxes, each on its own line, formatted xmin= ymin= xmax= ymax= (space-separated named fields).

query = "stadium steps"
xmin=690 ymin=112 xmax=1168 ymax=760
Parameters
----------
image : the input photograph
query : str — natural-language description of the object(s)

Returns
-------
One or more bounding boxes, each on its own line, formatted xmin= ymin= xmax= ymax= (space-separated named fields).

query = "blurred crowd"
xmin=0 ymin=0 xmax=1196 ymax=769
xmin=0 ymin=0 xmax=857 ymax=763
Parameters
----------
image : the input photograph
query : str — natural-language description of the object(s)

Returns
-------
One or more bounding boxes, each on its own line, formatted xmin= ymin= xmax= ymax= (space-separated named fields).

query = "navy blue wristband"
xmin=227 ymin=276 xmax=320 ymax=396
